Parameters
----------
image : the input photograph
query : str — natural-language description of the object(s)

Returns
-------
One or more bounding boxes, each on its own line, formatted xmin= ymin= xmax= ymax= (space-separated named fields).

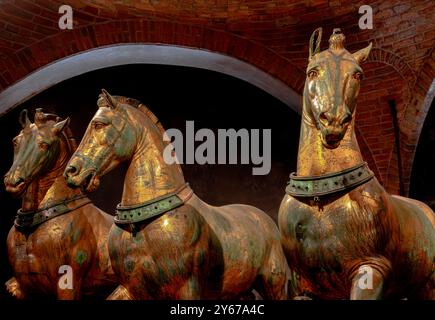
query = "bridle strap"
xmin=114 ymin=183 xmax=193 ymax=225
xmin=286 ymin=162 xmax=374 ymax=199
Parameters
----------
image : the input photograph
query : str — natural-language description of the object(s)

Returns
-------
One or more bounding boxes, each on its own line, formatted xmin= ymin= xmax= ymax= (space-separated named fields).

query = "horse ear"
xmin=52 ymin=117 xmax=70 ymax=136
xmin=352 ymin=42 xmax=372 ymax=64
xmin=19 ymin=109 xmax=31 ymax=129
xmin=101 ymin=89 xmax=118 ymax=109
xmin=309 ymin=27 xmax=322 ymax=61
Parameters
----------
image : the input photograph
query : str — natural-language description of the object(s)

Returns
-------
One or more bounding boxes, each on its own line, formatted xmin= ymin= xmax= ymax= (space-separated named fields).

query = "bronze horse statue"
xmin=4 ymin=109 xmax=117 ymax=299
xmin=64 ymin=90 xmax=288 ymax=299
xmin=279 ymin=28 xmax=434 ymax=300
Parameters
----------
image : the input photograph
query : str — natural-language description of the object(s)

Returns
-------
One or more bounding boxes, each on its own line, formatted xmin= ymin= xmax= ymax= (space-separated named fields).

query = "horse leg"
xmin=254 ymin=241 xmax=288 ymax=300
xmin=349 ymin=257 xmax=391 ymax=300
xmin=177 ymin=277 xmax=201 ymax=300
xmin=107 ymin=285 xmax=134 ymax=300
xmin=5 ymin=277 xmax=25 ymax=299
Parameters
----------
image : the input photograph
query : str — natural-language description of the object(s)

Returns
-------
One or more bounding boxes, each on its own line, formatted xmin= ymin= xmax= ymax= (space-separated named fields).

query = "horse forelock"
xmin=308 ymin=48 xmax=358 ymax=69
xmin=34 ymin=112 xmax=59 ymax=128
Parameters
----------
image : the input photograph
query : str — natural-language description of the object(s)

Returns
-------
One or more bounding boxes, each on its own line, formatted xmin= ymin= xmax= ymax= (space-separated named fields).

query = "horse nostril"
xmin=12 ymin=177 xmax=24 ymax=187
xmin=65 ymin=165 xmax=78 ymax=177
xmin=319 ymin=112 xmax=330 ymax=125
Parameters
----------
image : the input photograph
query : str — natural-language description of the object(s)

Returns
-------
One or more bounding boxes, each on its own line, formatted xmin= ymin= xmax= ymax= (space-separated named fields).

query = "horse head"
xmin=4 ymin=109 xmax=70 ymax=196
xmin=304 ymin=28 xmax=372 ymax=149
xmin=64 ymin=89 xmax=140 ymax=192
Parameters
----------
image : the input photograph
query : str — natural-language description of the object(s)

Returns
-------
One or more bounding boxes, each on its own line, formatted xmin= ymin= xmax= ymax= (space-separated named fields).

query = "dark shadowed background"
xmin=0 ymin=64 xmax=301 ymax=299
xmin=410 ymin=99 xmax=435 ymax=207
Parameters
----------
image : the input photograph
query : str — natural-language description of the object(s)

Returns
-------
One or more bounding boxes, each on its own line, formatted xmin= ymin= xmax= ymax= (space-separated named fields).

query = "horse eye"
xmin=353 ymin=72 xmax=363 ymax=80
xmin=307 ymin=70 xmax=318 ymax=79
xmin=38 ymin=141 xmax=49 ymax=151
xmin=12 ymin=139 xmax=19 ymax=149
xmin=93 ymin=122 xmax=107 ymax=130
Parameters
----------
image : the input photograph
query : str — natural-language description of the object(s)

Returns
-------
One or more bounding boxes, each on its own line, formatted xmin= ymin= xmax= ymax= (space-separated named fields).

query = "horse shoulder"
xmin=388 ymin=195 xmax=435 ymax=257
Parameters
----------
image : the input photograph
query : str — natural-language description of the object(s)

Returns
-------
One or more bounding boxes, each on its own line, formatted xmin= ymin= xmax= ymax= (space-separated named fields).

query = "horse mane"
xmin=113 ymin=95 xmax=166 ymax=136
xmin=108 ymin=95 xmax=184 ymax=176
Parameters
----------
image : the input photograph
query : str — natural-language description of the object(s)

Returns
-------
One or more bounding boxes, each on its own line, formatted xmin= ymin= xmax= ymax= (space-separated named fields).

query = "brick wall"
xmin=0 ymin=0 xmax=434 ymax=195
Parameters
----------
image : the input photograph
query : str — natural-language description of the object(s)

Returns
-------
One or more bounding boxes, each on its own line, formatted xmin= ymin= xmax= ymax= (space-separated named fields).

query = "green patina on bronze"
xmin=286 ymin=162 xmax=374 ymax=198
xmin=125 ymin=260 xmax=135 ymax=273
xmin=197 ymin=249 xmax=206 ymax=266
xmin=189 ymin=216 xmax=201 ymax=245
xmin=114 ymin=192 xmax=184 ymax=225
xmin=75 ymin=250 xmax=88 ymax=266
xmin=15 ymin=195 xmax=91 ymax=229
xmin=71 ymin=229 xmax=81 ymax=245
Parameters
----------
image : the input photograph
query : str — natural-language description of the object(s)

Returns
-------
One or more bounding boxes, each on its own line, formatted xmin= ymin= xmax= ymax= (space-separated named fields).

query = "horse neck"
xmin=21 ymin=180 xmax=49 ymax=212
xmin=296 ymin=92 xmax=363 ymax=176
xmin=121 ymin=111 xmax=185 ymax=206
xmin=22 ymin=136 xmax=82 ymax=211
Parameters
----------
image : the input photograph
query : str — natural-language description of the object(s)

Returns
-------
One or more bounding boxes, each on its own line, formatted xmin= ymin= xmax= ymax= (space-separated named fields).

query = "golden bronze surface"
xmin=4 ymin=109 xmax=117 ymax=299
xmin=65 ymin=90 xmax=288 ymax=299
xmin=279 ymin=28 xmax=434 ymax=299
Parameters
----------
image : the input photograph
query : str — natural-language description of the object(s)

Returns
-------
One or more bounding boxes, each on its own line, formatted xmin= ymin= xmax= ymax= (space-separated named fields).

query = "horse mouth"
xmin=66 ymin=169 xmax=99 ymax=192
xmin=323 ymin=133 xmax=343 ymax=149
xmin=5 ymin=180 xmax=27 ymax=197
xmin=83 ymin=171 xmax=100 ymax=193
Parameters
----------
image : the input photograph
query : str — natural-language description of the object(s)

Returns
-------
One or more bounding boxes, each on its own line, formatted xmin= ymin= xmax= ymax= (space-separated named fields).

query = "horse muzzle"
xmin=320 ymin=127 xmax=346 ymax=149
xmin=4 ymin=173 xmax=27 ymax=196
xmin=64 ymin=166 xmax=100 ymax=192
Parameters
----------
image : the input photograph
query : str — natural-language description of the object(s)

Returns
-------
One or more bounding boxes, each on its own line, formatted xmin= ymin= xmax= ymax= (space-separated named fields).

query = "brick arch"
xmin=394 ymin=50 xmax=435 ymax=195
xmin=0 ymin=44 xmax=302 ymax=115
xmin=367 ymin=47 xmax=417 ymax=107
xmin=355 ymin=47 xmax=427 ymax=195
xmin=0 ymin=19 xmax=305 ymax=111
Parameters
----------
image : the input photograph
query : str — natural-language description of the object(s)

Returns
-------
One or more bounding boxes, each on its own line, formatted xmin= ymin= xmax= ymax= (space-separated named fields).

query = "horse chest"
xmin=8 ymin=215 xmax=92 ymax=293
xmin=9 ymin=229 xmax=50 ymax=271
xmin=280 ymin=192 xmax=385 ymax=272
xmin=109 ymin=209 xmax=207 ymax=297
xmin=8 ymin=228 xmax=56 ymax=294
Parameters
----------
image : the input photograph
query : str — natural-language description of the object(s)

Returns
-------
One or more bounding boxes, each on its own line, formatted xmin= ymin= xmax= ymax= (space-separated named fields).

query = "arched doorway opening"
xmin=410 ymin=97 xmax=435 ymax=209
xmin=0 ymin=44 xmax=301 ymax=116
